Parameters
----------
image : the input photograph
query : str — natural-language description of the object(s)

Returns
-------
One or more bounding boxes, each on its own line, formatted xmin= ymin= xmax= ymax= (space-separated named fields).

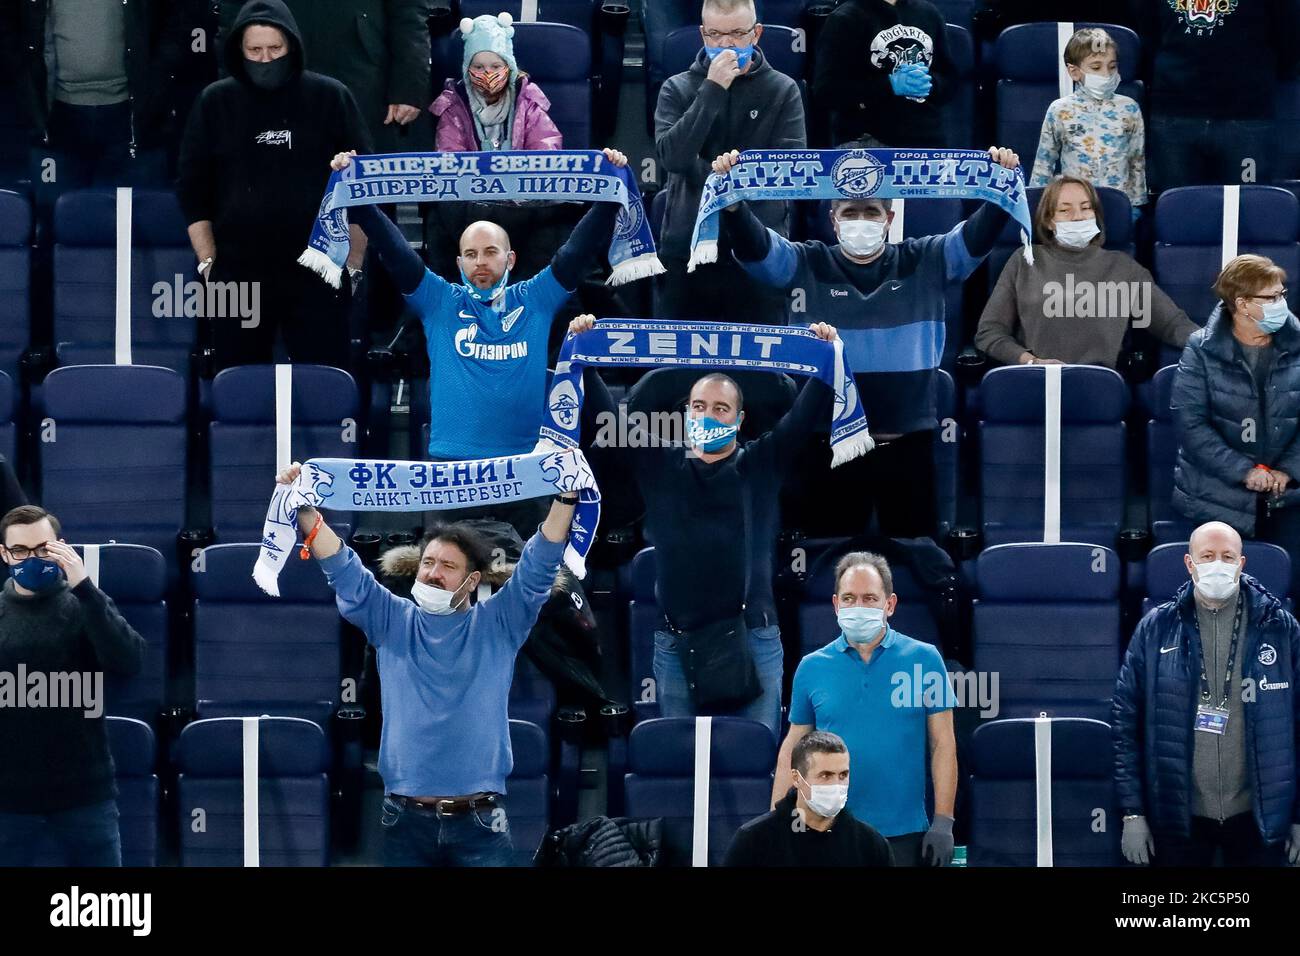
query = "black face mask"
xmin=245 ymin=55 xmax=293 ymax=91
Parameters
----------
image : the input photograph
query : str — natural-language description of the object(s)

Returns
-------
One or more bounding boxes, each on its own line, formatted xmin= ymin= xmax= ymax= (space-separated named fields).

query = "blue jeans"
xmin=0 ymin=799 xmax=122 ymax=866
xmin=380 ymin=796 xmax=515 ymax=867
xmin=653 ymin=623 xmax=784 ymax=739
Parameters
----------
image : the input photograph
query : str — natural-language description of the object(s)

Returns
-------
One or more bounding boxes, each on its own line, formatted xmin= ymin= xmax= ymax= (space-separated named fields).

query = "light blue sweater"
xmin=318 ymin=531 xmax=563 ymax=797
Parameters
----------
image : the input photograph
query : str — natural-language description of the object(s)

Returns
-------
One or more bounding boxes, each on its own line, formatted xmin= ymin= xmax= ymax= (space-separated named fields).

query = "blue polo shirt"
xmin=790 ymin=628 xmax=954 ymax=837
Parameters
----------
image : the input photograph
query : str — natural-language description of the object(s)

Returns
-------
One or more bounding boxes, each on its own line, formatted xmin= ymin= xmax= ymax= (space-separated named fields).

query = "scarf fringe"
xmin=562 ymin=543 xmax=588 ymax=580
xmin=252 ymin=561 xmax=282 ymax=598
xmin=1021 ymin=233 xmax=1035 ymax=265
xmin=686 ymin=240 xmax=718 ymax=273
xmin=830 ymin=431 xmax=875 ymax=467
xmin=298 ymin=247 xmax=343 ymax=289
xmin=607 ymin=253 xmax=666 ymax=287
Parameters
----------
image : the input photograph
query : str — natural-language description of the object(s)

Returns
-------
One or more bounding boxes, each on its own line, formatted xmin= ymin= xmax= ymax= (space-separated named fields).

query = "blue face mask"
xmin=837 ymin=606 xmax=886 ymax=644
xmin=1258 ymin=298 xmax=1290 ymax=334
xmin=704 ymin=45 xmax=754 ymax=70
xmin=459 ymin=266 xmax=510 ymax=304
xmin=687 ymin=414 xmax=739 ymax=452
xmin=11 ymin=556 xmax=63 ymax=593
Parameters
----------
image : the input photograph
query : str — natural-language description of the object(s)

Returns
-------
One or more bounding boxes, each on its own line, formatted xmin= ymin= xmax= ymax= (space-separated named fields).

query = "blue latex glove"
xmin=889 ymin=63 xmax=932 ymax=99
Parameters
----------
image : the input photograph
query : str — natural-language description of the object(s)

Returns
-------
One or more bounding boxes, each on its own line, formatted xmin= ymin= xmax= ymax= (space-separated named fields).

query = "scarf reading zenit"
xmin=538 ymin=321 xmax=873 ymax=466
xmin=688 ymin=148 xmax=1034 ymax=270
xmin=299 ymin=150 xmax=664 ymax=289
xmin=253 ymin=450 xmax=600 ymax=597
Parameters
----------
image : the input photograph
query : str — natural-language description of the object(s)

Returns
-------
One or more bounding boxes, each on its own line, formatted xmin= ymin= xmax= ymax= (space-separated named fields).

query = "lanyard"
xmin=1193 ymin=594 xmax=1245 ymax=707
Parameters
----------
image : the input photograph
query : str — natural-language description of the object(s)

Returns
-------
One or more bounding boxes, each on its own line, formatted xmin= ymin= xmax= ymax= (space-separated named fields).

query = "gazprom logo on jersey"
xmin=455 ymin=323 xmax=529 ymax=361
xmin=548 ymin=379 xmax=580 ymax=429
xmin=831 ymin=150 xmax=886 ymax=200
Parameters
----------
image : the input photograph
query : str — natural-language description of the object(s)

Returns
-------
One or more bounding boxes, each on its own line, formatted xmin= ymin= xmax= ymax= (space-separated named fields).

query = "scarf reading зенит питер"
xmin=687 ymin=148 xmax=1034 ymax=270
xmin=299 ymin=150 xmax=664 ymax=289
xmin=253 ymin=450 xmax=600 ymax=597
xmin=539 ymin=321 xmax=873 ymax=467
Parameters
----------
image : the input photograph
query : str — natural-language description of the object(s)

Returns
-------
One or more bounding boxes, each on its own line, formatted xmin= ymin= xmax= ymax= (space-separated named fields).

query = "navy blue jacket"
xmin=1172 ymin=303 xmax=1300 ymax=536
xmin=1113 ymin=575 xmax=1300 ymax=842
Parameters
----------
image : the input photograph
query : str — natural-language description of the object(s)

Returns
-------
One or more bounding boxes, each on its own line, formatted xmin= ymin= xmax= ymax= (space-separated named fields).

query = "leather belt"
xmin=388 ymin=793 xmax=497 ymax=815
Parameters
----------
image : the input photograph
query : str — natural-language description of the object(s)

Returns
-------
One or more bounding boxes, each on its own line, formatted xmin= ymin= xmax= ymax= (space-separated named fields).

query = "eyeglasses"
xmin=1248 ymin=290 xmax=1288 ymax=304
xmin=3 ymin=542 xmax=53 ymax=561
xmin=701 ymin=24 xmax=757 ymax=41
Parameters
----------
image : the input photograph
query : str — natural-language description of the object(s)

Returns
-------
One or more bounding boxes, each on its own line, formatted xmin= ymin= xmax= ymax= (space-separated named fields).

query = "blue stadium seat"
xmin=1142 ymin=542 xmax=1291 ymax=616
xmin=0 ymin=190 xmax=31 ymax=384
xmin=796 ymin=538 xmax=946 ymax=656
xmin=108 ymin=716 xmax=160 ymax=867
xmin=968 ymin=717 xmax=1120 ymax=865
xmin=945 ymin=24 xmax=977 ymax=148
xmin=41 ymin=365 xmax=188 ymax=561
xmin=986 ymin=185 xmax=1134 ymax=298
xmin=1143 ymin=363 xmax=1195 ymax=543
xmin=192 ymin=544 xmax=342 ymax=730
xmin=1154 ymin=186 xmax=1300 ymax=326
xmin=994 ymin=23 xmax=1143 ymax=169
xmin=51 ymin=190 xmax=196 ymax=380
xmin=624 ymin=716 xmax=776 ymax=867
xmin=510 ymin=654 xmax=558 ymax=740
xmin=76 ymin=543 xmax=169 ymax=726
xmin=973 ymin=543 xmax=1122 ymax=720
xmin=177 ymin=716 xmax=330 ymax=866
xmin=209 ymin=365 xmax=359 ymax=544
xmin=434 ymin=22 xmax=593 ymax=148
xmin=936 ymin=367 xmax=959 ymax=532
xmin=0 ymin=371 xmax=16 ymax=465
xmin=979 ymin=364 xmax=1129 ymax=547
xmin=506 ymin=719 xmax=551 ymax=866
xmin=626 ymin=546 xmax=660 ymax=723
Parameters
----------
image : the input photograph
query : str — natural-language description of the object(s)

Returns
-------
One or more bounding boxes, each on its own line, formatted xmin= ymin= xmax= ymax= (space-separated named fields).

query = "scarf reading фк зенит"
xmin=538 ymin=321 xmax=874 ymax=467
xmin=687 ymin=148 xmax=1034 ymax=270
xmin=299 ymin=150 xmax=664 ymax=289
xmin=253 ymin=450 xmax=599 ymax=597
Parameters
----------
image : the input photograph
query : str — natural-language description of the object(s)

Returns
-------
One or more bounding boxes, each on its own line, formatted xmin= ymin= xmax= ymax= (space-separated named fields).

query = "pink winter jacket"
xmin=430 ymin=75 xmax=564 ymax=151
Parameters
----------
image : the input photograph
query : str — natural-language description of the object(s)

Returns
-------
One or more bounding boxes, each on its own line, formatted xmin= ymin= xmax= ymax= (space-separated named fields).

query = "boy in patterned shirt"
xmin=1029 ymin=28 xmax=1145 ymax=219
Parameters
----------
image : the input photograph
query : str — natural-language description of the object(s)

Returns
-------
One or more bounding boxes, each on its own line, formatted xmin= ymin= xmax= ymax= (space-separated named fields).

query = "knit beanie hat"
xmin=460 ymin=12 xmax=518 ymax=76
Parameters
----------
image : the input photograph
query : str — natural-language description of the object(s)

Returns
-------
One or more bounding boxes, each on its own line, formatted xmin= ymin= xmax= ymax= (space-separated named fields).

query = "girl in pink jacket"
xmin=430 ymin=12 xmax=563 ymax=151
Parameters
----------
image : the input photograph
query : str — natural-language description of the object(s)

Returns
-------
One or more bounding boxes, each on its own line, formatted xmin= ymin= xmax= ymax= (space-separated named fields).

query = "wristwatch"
xmin=553 ymin=493 xmax=579 ymax=504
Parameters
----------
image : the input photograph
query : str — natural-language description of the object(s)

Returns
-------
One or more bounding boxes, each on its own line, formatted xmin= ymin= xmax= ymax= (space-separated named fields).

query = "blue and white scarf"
xmin=299 ymin=150 xmax=665 ymax=289
xmin=537 ymin=321 xmax=873 ymax=466
xmin=254 ymin=450 xmax=600 ymax=597
xmin=688 ymin=148 xmax=1035 ymax=270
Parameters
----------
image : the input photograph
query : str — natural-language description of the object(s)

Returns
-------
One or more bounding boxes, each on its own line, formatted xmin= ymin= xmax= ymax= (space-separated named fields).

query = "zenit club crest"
xmin=831 ymin=150 xmax=886 ymax=200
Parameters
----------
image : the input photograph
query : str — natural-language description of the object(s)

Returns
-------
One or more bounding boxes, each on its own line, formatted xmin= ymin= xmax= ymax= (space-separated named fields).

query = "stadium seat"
xmin=1142 ymin=542 xmax=1291 ymax=617
xmin=0 ymin=371 xmax=16 ymax=465
xmin=506 ymin=719 xmax=551 ymax=866
xmin=973 ymin=543 xmax=1122 ymax=720
xmin=795 ymin=538 xmax=947 ymax=656
xmin=986 ymin=185 xmax=1134 ymax=298
xmin=968 ymin=717 xmax=1121 ymax=865
xmin=76 ymin=543 xmax=169 ymax=726
xmin=108 ymin=717 xmax=161 ymax=867
xmin=945 ymin=24 xmax=977 ymax=148
xmin=192 ymin=544 xmax=342 ymax=730
xmin=51 ymin=189 xmax=197 ymax=380
xmin=935 ymin=367 xmax=959 ymax=533
xmin=624 ymin=716 xmax=776 ymax=866
xmin=1154 ymin=186 xmax=1300 ymax=326
xmin=41 ymin=365 xmax=188 ymax=562
xmin=979 ymin=364 xmax=1129 ymax=547
xmin=994 ymin=22 xmax=1143 ymax=168
xmin=209 ymin=365 xmax=359 ymax=544
xmin=1143 ymin=363 xmax=1195 ymax=544
xmin=626 ymin=546 xmax=660 ymax=723
xmin=0 ymin=190 xmax=31 ymax=384
xmin=176 ymin=716 xmax=330 ymax=866
xmin=433 ymin=22 xmax=593 ymax=148
xmin=510 ymin=654 xmax=558 ymax=740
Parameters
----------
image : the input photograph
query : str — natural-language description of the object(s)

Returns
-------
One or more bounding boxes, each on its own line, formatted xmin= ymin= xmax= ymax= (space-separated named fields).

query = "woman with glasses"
xmin=1173 ymin=254 xmax=1300 ymax=593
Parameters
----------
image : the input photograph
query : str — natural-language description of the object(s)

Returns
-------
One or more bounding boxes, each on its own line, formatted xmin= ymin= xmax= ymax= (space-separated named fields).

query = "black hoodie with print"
xmin=176 ymin=0 xmax=372 ymax=266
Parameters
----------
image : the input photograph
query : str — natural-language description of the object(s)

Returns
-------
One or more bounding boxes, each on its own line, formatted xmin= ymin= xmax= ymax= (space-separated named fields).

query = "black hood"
xmin=224 ymin=0 xmax=306 ymax=83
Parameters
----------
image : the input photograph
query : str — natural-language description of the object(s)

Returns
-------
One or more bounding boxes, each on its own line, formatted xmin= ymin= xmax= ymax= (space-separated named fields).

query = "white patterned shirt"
xmin=1030 ymin=90 xmax=1147 ymax=210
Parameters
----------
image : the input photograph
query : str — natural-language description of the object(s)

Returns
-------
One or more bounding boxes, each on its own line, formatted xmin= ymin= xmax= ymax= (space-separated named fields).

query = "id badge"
xmin=1195 ymin=704 xmax=1230 ymax=735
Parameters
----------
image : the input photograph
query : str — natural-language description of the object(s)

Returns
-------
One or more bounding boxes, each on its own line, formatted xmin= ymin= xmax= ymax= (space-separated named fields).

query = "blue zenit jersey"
xmin=406 ymin=266 xmax=571 ymax=460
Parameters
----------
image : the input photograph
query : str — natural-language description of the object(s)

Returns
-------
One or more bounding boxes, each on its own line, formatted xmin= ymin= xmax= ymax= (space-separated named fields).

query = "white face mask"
xmin=1054 ymin=217 xmax=1101 ymax=249
xmin=411 ymin=576 xmax=472 ymax=615
xmin=796 ymin=770 xmax=848 ymax=819
xmin=1081 ymin=71 xmax=1120 ymax=100
xmin=837 ymin=218 xmax=887 ymax=259
xmin=1192 ymin=560 xmax=1241 ymax=603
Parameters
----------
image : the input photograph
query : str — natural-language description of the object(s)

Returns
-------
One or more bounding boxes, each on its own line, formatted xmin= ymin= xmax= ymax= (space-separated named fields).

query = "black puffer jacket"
xmin=534 ymin=816 xmax=663 ymax=867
